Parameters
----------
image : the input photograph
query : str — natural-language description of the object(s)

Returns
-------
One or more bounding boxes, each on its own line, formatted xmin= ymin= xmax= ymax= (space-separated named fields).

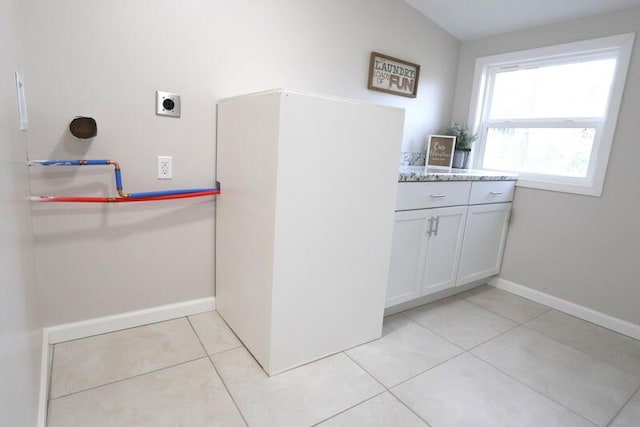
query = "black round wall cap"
xmin=69 ymin=117 xmax=97 ymax=139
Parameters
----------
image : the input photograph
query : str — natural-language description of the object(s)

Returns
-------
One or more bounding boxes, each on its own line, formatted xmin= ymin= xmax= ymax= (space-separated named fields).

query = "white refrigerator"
xmin=216 ymin=89 xmax=404 ymax=375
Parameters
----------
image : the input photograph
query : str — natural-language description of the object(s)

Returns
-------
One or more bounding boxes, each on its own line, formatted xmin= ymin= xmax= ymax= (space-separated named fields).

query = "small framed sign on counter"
xmin=426 ymin=135 xmax=456 ymax=168
xmin=368 ymin=52 xmax=420 ymax=98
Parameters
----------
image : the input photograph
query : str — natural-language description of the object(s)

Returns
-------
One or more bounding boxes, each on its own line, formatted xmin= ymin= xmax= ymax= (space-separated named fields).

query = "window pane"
xmin=483 ymin=128 xmax=595 ymax=177
xmin=489 ymin=59 xmax=616 ymax=120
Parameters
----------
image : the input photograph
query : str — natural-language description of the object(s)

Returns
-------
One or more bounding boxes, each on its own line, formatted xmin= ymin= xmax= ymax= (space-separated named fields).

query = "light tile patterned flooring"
xmin=47 ymin=285 xmax=640 ymax=427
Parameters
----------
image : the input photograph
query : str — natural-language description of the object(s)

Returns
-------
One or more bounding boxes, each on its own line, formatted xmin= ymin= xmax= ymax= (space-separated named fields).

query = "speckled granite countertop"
xmin=399 ymin=166 xmax=518 ymax=182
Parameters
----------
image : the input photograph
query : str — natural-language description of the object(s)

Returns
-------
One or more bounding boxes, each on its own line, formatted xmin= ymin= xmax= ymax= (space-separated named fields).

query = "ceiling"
xmin=405 ymin=0 xmax=640 ymax=41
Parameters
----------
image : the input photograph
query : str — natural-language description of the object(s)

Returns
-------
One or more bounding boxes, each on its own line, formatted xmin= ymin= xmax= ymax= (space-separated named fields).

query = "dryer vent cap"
xmin=70 ymin=117 xmax=97 ymax=139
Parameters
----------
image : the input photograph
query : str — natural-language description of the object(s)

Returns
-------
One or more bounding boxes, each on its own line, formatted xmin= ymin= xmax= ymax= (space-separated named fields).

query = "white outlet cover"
xmin=15 ymin=71 xmax=28 ymax=130
xmin=157 ymin=155 xmax=172 ymax=179
xmin=156 ymin=91 xmax=181 ymax=118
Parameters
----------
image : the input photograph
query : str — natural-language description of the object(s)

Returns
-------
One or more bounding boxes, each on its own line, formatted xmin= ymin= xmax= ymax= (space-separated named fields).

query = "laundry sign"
xmin=367 ymin=52 xmax=420 ymax=98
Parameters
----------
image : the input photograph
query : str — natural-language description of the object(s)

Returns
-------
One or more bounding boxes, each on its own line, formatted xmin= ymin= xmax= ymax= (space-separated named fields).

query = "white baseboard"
xmin=45 ymin=297 xmax=215 ymax=344
xmin=37 ymin=297 xmax=215 ymax=426
xmin=37 ymin=331 xmax=50 ymax=427
xmin=490 ymin=277 xmax=640 ymax=341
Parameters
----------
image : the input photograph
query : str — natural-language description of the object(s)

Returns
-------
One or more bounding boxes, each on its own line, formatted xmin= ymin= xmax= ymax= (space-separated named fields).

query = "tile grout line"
xmin=520 ymin=306 xmax=555 ymax=324
xmin=464 ymin=305 xmax=607 ymax=425
xmin=46 ymin=344 xmax=56 ymax=423
xmin=396 ymin=309 xmax=599 ymax=422
xmin=466 ymin=351 xmax=600 ymax=426
xmin=373 ymin=320 xmax=471 ymax=425
xmin=211 ymin=344 xmax=245 ymax=357
xmin=604 ymin=383 xmax=640 ymax=427
xmin=185 ymin=316 xmax=249 ymax=427
xmin=390 ymin=295 xmax=639 ymax=426
xmin=192 ymin=312 xmax=405 ymax=426
xmin=48 ymin=355 xmax=211 ymax=401
xmin=461 ymin=294 xmax=553 ymax=325
xmin=399 ymin=297 xmax=548 ymax=354
xmin=394 ymin=311 xmax=507 ymax=385
xmin=519 ymin=319 xmax=640 ymax=378
xmin=459 ymin=293 xmax=532 ymax=324
xmin=477 ymin=283 xmax=640 ymax=373
xmin=387 ymin=351 xmax=468 ymax=390
xmin=207 ymin=357 xmax=250 ymax=427
xmin=386 ymin=389 xmax=434 ymax=427
xmin=387 ymin=305 xmax=603 ymax=426
xmin=48 ymin=295 xmax=638 ymax=426
xmin=51 ymin=317 xmax=187 ymax=345
xmin=463 ymin=322 xmax=521 ymax=352
xmin=349 ymin=312 xmax=470 ymax=393
xmin=399 ymin=297 xmax=529 ymax=352
xmin=186 ymin=315 xmax=210 ymax=355
xmin=521 ymin=323 xmax=640 ymax=378
xmin=399 ymin=307 xmax=521 ymax=354
xmin=48 ymin=315 xmax=208 ymax=400
xmin=310 ymin=389 xmax=388 ymax=426
xmin=343 ymin=351 xmax=388 ymax=390
xmin=345 ymin=345 xmax=441 ymax=426
xmin=400 ymin=299 xmax=628 ymax=426
xmin=399 ymin=312 xmax=468 ymax=350
xmin=341 ymin=352 xmax=434 ymax=427
xmin=385 ymin=355 xmax=473 ymax=427
xmin=210 ymin=310 xmax=245 ymax=349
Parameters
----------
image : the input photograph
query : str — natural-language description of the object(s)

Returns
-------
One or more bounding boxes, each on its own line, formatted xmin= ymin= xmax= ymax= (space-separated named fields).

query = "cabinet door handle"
xmin=433 ymin=216 xmax=440 ymax=236
xmin=426 ymin=217 xmax=433 ymax=236
xmin=430 ymin=194 xmax=447 ymax=198
xmin=490 ymin=191 xmax=504 ymax=195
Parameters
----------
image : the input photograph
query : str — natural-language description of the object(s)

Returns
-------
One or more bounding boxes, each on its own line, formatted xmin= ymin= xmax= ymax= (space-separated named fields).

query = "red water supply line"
xmin=28 ymin=159 xmax=221 ymax=203
xmin=32 ymin=190 xmax=221 ymax=203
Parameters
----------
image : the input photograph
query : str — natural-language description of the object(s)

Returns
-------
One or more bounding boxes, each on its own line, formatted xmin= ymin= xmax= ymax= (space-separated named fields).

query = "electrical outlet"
xmin=157 ymin=156 xmax=172 ymax=179
xmin=156 ymin=91 xmax=181 ymax=118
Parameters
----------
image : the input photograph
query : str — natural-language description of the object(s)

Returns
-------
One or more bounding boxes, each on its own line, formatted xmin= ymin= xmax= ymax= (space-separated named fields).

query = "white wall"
xmin=453 ymin=7 xmax=640 ymax=325
xmin=0 ymin=0 xmax=43 ymax=425
xmin=21 ymin=0 xmax=460 ymax=325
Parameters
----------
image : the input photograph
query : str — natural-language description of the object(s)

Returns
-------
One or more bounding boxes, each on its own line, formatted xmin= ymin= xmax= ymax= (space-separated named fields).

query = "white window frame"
xmin=468 ymin=33 xmax=635 ymax=196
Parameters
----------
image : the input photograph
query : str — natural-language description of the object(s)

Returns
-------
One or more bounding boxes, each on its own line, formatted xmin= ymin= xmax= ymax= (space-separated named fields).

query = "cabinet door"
xmin=386 ymin=210 xmax=430 ymax=307
xmin=422 ymin=206 xmax=467 ymax=295
xmin=457 ymin=203 xmax=511 ymax=286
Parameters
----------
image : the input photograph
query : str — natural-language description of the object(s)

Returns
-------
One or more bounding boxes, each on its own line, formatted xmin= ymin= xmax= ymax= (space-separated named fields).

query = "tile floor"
xmin=47 ymin=285 xmax=640 ymax=427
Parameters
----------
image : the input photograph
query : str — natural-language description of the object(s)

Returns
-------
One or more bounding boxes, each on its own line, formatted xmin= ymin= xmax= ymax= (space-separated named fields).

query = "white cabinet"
xmin=386 ymin=179 xmax=514 ymax=308
xmin=468 ymin=180 xmax=515 ymax=205
xmin=422 ymin=206 xmax=467 ymax=293
xmin=216 ymin=90 xmax=405 ymax=374
xmin=386 ymin=210 xmax=429 ymax=306
xmin=396 ymin=181 xmax=471 ymax=210
xmin=457 ymin=203 xmax=511 ymax=286
xmin=386 ymin=206 xmax=466 ymax=306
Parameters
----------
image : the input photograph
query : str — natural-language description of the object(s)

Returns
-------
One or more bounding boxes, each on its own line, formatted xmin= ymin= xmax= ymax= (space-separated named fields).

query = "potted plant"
xmin=444 ymin=123 xmax=478 ymax=169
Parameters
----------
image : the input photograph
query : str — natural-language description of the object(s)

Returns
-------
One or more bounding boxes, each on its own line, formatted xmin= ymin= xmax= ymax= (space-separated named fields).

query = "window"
xmin=469 ymin=33 xmax=635 ymax=196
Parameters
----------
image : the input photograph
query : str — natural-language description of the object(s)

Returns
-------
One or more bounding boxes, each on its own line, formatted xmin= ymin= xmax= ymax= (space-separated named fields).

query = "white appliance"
xmin=215 ymin=89 xmax=404 ymax=375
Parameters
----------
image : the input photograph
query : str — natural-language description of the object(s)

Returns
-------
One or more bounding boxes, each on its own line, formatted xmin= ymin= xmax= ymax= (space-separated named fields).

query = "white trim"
xmin=45 ymin=297 xmax=215 ymax=344
xmin=37 ymin=331 xmax=50 ymax=427
xmin=591 ymin=33 xmax=635 ymax=196
xmin=467 ymin=32 xmax=635 ymax=197
xmin=470 ymin=33 xmax=635 ymax=71
xmin=490 ymin=277 xmax=640 ymax=341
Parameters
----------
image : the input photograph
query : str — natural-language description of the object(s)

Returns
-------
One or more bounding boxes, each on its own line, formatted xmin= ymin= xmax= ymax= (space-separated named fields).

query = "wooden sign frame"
xmin=367 ymin=52 xmax=420 ymax=98
xmin=426 ymin=135 xmax=456 ymax=168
